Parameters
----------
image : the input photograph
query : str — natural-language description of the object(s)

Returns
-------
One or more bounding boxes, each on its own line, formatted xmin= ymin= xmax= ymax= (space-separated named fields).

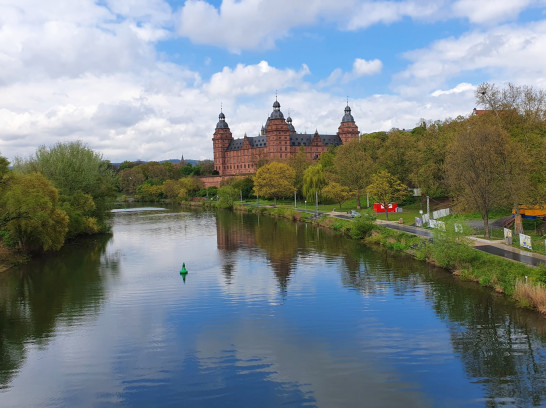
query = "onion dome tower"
xmin=286 ymin=115 xmax=296 ymax=133
xmin=337 ymin=103 xmax=359 ymax=144
xmin=266 ymin=97 xmax=290 ymax=159
xmin=212 ymin=109 xmax=233 ymax=175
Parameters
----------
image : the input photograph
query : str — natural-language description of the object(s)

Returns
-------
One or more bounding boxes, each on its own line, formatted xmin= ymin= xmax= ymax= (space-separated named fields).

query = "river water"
xmin=1 ymin=208 xmax=545 ymax=407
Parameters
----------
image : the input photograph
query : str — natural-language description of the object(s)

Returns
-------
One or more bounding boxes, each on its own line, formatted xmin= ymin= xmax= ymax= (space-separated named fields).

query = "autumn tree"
xmin=445 ymin=115 xmax=511 ymax=238
xmin=366 ymin=170 xmax=408 ymax=220
xmin=302 ymin=164 xmax=326 ymax=202
xmin=0 ymin=173 xmax=69 ymax=252
xmin=334 ymin=139 xmax=373 ymax=209
xmin=253 ymin=162 xmax=296 ymax=206
xmin=322 ymin=182 xmax=352 ymax=211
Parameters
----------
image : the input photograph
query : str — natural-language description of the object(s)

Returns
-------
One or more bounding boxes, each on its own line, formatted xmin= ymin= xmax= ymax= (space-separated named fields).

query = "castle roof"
xmin=216 ymin=111 xmax=229 ymax=129
xmin=270 ymin=98 xmax=284 ymax=120
xmin=341 ymin=105 xmax=355 ymax=123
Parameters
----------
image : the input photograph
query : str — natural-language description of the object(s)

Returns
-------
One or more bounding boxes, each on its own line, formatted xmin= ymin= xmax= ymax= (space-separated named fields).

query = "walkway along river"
xmin=0 ymin=207 xmax=545 ymax=407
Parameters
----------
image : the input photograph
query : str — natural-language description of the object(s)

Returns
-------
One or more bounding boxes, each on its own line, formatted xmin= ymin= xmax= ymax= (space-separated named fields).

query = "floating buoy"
xmin=180 ymin=262 xmax=188 ymax=274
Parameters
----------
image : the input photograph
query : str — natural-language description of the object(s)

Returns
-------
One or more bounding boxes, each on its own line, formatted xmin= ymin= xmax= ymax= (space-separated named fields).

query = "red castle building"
xmin=212 ymin=99 xmax=360 ymax=177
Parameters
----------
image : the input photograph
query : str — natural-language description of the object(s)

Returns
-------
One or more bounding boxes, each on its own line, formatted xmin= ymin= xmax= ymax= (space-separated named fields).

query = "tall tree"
xmin=253 ymin=162 xmax=296 ymax=206
xmin=287 ymin=146 xmax=311 ymax=196
xmin=366 ymin=170 xmax=408 ymax=220
xmin=334 ymin=139 xmax=373 ymax=209
xmin=302 ymin=164 xmax=326 ymax=202
xmin=445 ymin=115 xmax=511 ymax=238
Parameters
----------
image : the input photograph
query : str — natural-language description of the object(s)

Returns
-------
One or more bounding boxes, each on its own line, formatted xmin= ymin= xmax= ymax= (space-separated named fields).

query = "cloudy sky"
xmin=1 ymin=0 xmax=545 ymax=163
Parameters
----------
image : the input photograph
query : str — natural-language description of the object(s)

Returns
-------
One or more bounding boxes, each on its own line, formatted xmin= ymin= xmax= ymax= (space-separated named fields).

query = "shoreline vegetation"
xmin=184 ymin=199 xmax=546 ymax=314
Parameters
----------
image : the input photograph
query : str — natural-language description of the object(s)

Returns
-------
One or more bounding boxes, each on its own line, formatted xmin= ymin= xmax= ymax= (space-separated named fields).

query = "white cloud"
xmin=452 ymin=0 xmax=540 ymax=24
xmin=204 ymin=61 xmax=310 ymax=97
xmin=431 ymin=82 xmax=475 ymax=97
xmin=346 ymin=1 xmax=444 ymax=30
xmin=395 ymin=20 xmax=546 ymax=95
xmin=353 ymin=58 xmax=383 ymax=76
xmin=176 ymin=0 xmax=352 ymax=52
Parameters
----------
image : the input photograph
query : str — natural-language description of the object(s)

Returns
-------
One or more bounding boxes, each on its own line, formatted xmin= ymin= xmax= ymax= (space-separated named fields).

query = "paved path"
xmin=376 ymin=219 xmax=545 ymax=267
xmin=244 ymin=204 xmax=546 ymax=267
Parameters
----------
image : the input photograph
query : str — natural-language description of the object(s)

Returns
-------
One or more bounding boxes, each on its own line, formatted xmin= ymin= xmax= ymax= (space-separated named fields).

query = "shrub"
xmin=351 ymin=217 xmax=375 ymax=240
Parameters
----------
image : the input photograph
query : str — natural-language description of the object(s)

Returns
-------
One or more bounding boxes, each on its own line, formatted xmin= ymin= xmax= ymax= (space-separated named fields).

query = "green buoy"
xmin=180 ymin=262 xmax=188 ymax=274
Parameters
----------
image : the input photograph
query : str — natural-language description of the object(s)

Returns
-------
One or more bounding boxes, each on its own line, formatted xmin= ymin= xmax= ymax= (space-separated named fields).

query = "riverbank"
xmin=184 ymin=201 xmax=546 ymax=314
xmin=0 ymin=242 xmax=28 ymax=273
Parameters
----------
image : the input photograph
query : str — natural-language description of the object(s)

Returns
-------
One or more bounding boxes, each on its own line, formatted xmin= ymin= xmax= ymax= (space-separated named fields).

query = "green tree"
xmin=197 ymin=159 xmax=215 ymax=176
xmin=0 ymin=154 xmax=9 ymax=179
xmin=217 ymin=185 xmax=237 ymax=209
xmin=366 ymin=170 xmax=408 ymax=220
xmin=0 ymin=173 xmax=69 ymax=252
xmin=322 ymin=182 xmax=352 ymax=211
xmin=13 ymin=141 xmax=116 ymax=234
xmin=334 ymin=139 xmax=373 ymax=209
xmin=302 ymin=164 xmax=326 ymax=202
xmin=445 ymin=115 xmax=510 ymax=238
xmin=119 ymin=167 xmax=146 ymax=194
xmin=254 ymin=162 xmax=296 ymax=206
xmin=287 ymin=146 xmax=311 ymax=196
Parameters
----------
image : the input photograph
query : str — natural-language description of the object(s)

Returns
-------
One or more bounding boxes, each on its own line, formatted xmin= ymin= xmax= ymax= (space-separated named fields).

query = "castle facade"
xmin=212 ymin=99 xmax=360 ymax=176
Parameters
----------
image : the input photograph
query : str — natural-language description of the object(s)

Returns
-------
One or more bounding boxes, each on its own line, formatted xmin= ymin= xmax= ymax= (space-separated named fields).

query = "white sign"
xmin=454 ymin=223 xmax=463 ymax=233
xmin=504 ymin=228 xmax=512 ymax=245
xmin=520 ymin=233 xmax=532 ymax=250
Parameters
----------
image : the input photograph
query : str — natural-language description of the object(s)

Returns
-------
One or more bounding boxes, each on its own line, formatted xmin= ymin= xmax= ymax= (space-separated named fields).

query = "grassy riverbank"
xmin=186 ymin=201 xmax=546 ymax=314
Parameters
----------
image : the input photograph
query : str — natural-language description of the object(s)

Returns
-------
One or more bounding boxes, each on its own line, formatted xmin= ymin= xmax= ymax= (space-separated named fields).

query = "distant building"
xmin=212 ymin=99 xmax=360 ymax=177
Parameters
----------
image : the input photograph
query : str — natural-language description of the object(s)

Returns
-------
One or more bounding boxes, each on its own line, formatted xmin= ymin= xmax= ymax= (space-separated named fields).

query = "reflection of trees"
xmin=0 ymin=234 xmax=117 ymax=388
xmin=215 ymin=210 xmax=546 ymax=406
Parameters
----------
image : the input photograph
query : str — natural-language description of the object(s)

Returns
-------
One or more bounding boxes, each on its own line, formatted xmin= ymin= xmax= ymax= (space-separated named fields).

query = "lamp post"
xmin=305 ymin=200 xmax=307 ymax=210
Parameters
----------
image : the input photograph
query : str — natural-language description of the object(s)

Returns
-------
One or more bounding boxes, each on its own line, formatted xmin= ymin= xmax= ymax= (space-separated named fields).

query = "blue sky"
xmin=1 ymin=0 xmax=545 ymax=162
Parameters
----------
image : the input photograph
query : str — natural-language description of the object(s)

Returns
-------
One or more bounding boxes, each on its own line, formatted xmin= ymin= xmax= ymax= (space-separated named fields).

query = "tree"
xmin=445 ymin=115 xmax=511 ymax=238
xmin=0 ymin=173 xmax=69 ymax=252
xmin=13 ymin=141 xmax=116 ymax=234
xmin=366 ymin=170 xmax=408 ymax=220
xmin=287 ymin=146 xmax=311 ymax=196
xmin=475 ymin=82 xmax=546 ymax=233
xmin=198 ymin=159 xmax=215 ymax=176
xmin=0 ymin=154 xmax=9 ymax=179
xmin=119 ymin=167 xmax=146 ymax=194
xmin=302 ymin=164 xmax=326 ymax=202
xmin=253 ymin=162 xmax=296 ymax=206
xmin=334 ymin=139 xmax=373 ymax=209
xmin=322 ymin=182 xmax=352 ymax=211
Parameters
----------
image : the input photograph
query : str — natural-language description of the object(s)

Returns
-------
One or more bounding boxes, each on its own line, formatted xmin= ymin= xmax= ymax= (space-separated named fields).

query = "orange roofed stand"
xmin=212 ymin=99 xmax=360 ymax=178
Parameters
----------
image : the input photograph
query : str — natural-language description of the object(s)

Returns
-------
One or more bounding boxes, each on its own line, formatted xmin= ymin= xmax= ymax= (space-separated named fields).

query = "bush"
xmin=351 ymin=217 xmax=375 ymax=240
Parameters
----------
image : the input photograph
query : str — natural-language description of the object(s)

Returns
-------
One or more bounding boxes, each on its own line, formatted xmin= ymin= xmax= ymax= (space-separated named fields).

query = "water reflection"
xmin=0 ymin=234 xmax=117 ymax=389
xmin=214 ymin=210 xmax=546 ymax=407
xmin=1 ymin=209 xmax=545 ymax=407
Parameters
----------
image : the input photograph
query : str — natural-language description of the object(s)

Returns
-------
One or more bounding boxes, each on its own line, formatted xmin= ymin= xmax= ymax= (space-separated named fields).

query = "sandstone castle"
xmin=212 ymin=99 xmax=360 ymax=177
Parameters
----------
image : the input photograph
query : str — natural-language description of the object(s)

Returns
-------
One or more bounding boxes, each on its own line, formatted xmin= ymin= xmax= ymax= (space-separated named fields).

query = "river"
xmin=1 ymin=207 xmax=545 ymax=407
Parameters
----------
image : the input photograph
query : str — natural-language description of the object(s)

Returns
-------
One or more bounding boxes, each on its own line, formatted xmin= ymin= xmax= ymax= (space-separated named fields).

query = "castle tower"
xmin=337 ymin=104 xmax=359 ymax=144
xmin=266 ymin=98 xmax=291 ymax=159
xmin=212 ymin=111 xmax=233 ymax=176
